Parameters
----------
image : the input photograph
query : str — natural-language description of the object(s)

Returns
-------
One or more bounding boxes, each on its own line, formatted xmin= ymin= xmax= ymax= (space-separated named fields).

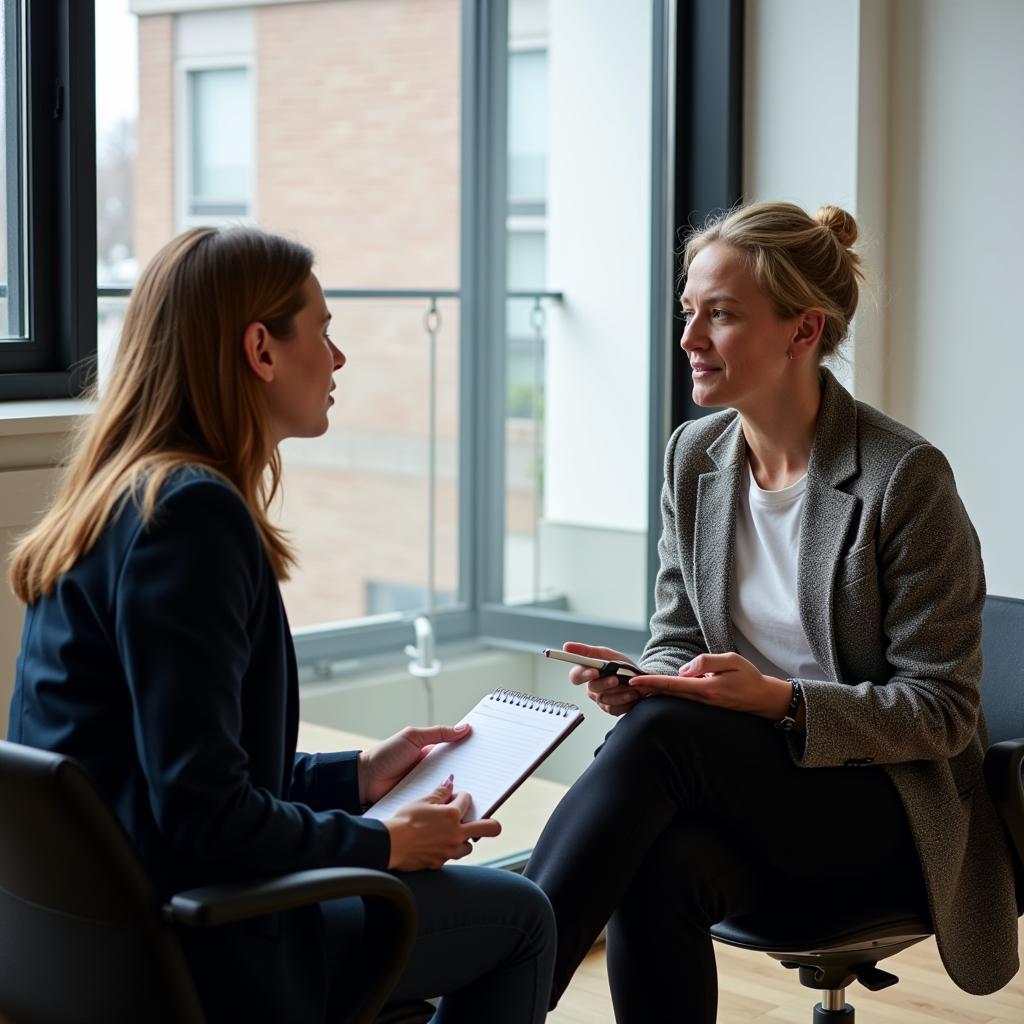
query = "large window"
xmin=92 ymin=0 xmax=670 ymax=661
xmin=99 ymin=0 xmax=465 ymax=635
xmin=87 ymin=0 xmax=745 ymax=727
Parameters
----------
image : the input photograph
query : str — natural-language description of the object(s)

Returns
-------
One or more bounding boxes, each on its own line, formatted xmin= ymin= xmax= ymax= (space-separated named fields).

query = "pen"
xmin=541 ymin=648 xmax=642 ymax=684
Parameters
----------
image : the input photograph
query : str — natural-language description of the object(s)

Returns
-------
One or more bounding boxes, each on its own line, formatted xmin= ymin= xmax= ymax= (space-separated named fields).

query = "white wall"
xmin=744 ymin=0 xmax=1024 ymax=597
xmin=745 ymin=0 xmax=860 ymax=208
xmin=744 ymin=0 xmax=889 ymax=404
xmin=885 ymin=0 xmax=1024 ymax=598
xmin=544 ymin=0 xmax=652 ymax=533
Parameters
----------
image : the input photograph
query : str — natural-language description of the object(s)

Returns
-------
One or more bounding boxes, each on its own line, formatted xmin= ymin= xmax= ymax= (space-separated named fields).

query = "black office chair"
xmin=0 ymin=740 xmax=435 ymax=1024
xmin=709 ymin=594 xmax=1024 ymax=1022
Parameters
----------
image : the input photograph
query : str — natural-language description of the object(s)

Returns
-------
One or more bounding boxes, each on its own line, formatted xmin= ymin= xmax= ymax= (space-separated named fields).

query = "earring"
xmin=788 ymin=351 xmax=795 ymax=361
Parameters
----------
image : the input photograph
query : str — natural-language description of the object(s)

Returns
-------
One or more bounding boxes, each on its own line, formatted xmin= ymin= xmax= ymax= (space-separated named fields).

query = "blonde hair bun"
xmin=684 ymin=200 xmax=864 ymax=360
xmin=815 ymin=205 xmax=858 ymax=248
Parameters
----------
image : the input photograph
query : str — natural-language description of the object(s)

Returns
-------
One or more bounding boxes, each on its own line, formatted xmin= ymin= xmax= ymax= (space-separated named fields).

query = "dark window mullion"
xmin=0 ymin=0 xmax=96 ymax=397
xmin=22 ymin=0 xmax=57 ymax=375
xmin=670 ymin=0 xmax=744 ymax=428
xmin=56 ymin=0 xmax=97 ymax=391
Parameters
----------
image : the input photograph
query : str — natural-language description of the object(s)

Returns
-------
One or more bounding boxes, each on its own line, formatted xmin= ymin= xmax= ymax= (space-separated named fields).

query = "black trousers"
xmin=524 ymin=696 xmax=929 ymax=1023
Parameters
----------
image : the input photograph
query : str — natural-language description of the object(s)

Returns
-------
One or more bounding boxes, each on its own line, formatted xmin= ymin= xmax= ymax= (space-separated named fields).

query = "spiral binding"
xmin=489 ymin=688 xmax=579 ymax=717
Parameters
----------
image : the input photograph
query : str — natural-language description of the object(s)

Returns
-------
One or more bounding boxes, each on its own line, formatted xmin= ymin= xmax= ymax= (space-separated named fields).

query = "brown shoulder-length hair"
xmin=9 ymin=226 xmax=313 ymax=604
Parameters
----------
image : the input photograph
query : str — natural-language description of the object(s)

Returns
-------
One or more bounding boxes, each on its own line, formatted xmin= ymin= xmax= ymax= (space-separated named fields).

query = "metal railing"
xmin=96 ymin=286 xmax=563 ymax=301
xmin=96 ymin=285 xmax=564 ymax=626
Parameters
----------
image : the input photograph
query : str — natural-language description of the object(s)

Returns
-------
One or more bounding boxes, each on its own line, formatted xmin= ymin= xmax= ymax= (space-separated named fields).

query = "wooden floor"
xmin=550 ymin=919 xmax=1024 ymax=1023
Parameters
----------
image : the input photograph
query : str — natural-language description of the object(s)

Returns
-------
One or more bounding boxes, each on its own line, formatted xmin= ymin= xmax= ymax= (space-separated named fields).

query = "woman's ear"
xmin=242 ymin=322 xmax=276 ymax=383
xmin=790 ymin=308 xmax=826 ymax=360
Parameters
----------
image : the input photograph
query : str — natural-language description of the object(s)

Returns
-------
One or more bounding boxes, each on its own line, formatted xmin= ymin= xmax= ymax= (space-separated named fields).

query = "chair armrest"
xmin=163 ymin=867 xmax=412 ymax=928
xmin=984 ymin=739 xmax=1024 ymax=863
xmin=165 ymin=868 xmax=417 ymax=1023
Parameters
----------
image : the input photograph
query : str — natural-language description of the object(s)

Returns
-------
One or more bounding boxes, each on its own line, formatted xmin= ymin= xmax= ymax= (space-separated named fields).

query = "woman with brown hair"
xmin=524 ymin=201 xmax=1019 ymax=1021
xmin=7 ymin=226 xmax=555 ymax=1023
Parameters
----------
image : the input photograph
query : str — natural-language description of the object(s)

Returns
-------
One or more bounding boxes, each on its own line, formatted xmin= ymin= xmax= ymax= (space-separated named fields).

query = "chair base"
xmin=814 ymin=1002 xmax=854 ymax=1021
xmin=712 ymin=922 xmax=931 ymax=1024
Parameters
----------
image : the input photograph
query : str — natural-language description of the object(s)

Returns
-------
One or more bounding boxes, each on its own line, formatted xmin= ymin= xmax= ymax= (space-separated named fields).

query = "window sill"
xmin=0 ymin=399 xmax=94 ymax=438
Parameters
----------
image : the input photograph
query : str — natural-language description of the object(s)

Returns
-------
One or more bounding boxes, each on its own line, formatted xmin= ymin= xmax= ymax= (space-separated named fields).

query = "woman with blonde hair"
xmin=524 ymin=201 xmax=1019 ymax=1021
xmin=8 ymin=227 xmax=555 ymax=1023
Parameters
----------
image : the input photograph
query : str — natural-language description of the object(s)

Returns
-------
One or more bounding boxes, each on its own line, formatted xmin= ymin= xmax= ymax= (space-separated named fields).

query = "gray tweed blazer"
xmin=639 ymin=368 xmax=1019 ymax=995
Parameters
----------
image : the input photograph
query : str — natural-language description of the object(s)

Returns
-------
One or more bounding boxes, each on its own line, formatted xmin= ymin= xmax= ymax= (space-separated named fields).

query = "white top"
xmin=730 ymin=466 xmax=829 ymax=681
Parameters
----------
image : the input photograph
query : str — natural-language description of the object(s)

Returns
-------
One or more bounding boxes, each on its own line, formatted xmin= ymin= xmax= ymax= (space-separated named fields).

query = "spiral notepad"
xmin=364 ymin=690 xmax=584 ymax=822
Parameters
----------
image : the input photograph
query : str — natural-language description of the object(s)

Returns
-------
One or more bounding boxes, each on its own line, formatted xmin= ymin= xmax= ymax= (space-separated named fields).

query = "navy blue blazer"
xmin=9 ymin=469 xmax=390 ymax=1021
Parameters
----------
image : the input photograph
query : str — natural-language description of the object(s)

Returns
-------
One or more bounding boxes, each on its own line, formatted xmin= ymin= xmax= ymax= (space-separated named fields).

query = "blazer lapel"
xmin=693 ymin=418 xmax=744 ymax=653
xmin=798 ymin=371 xmax=860 ymax=680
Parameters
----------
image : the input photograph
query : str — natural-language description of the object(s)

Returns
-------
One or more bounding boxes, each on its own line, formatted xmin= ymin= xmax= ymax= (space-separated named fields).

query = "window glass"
xmin=276 ymin=296 xmax=461 ymax=628
xmin=507 ymin=228 xmax=546 ymax=418
xmin=96 ymin=0 xmax=139 ymax=384
xmin=508 ymin=49 xmax=547 ymax=206
xmin=1 ymin=0 xmax=25 ymax=340
xmin=188 ymin=67 xmax=252 ymax=216
xmin=502 ymin=0 xmax=651 ymax=625
xmin=96 ymin=0 xmax=462 ymax=633
xmin=254 ymin=0 xmax=462 ymax=629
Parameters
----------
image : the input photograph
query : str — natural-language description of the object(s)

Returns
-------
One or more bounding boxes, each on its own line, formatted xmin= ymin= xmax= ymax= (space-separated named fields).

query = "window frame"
xmin=0 ymin=0 xmax=96 ymax=400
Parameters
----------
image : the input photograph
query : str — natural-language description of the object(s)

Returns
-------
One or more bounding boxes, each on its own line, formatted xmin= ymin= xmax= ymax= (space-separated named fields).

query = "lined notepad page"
xmin=364 ymin=692 xmax=583 ymax=822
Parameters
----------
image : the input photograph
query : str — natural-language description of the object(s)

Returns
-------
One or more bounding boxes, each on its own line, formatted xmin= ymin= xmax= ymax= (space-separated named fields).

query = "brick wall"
xmin=255 ymin=0 xmax=461 ymax=290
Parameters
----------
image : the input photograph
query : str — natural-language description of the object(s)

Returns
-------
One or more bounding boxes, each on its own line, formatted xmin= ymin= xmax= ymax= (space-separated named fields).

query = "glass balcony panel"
xmin=275 ymin=298 xmax=461 ymax=630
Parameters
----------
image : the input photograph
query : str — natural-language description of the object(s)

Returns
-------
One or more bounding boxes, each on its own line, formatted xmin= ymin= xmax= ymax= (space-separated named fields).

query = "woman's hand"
xmin=629 ymin=652 xmax=794 ymax=720
xmin=358 ymin=723 xmax=471 ymax=805
xmin=562 ymin=642 xmax=645 ymax=717
xmin=384 ymin=777 xmax=502 ymax=871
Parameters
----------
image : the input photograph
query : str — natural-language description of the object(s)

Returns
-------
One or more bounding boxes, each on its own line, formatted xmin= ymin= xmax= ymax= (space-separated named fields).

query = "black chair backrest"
xmin=981 ymin=595 xmax=1024 ymax=745
xmin=0 ymin=740 xmax=204 ymax=1024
